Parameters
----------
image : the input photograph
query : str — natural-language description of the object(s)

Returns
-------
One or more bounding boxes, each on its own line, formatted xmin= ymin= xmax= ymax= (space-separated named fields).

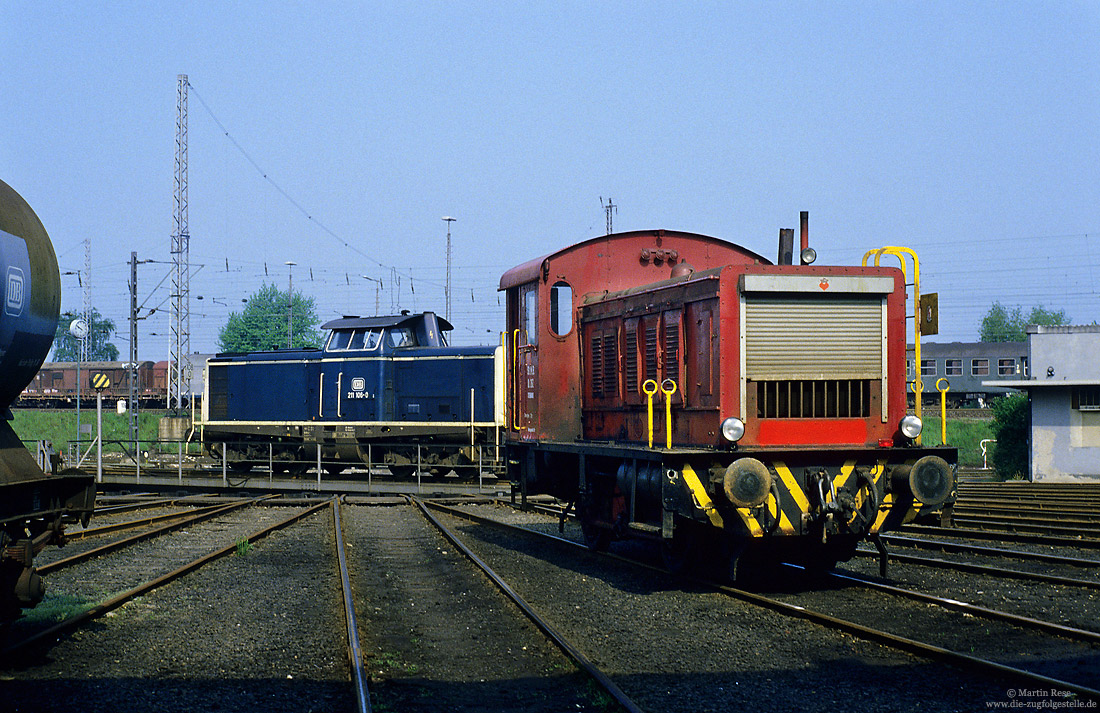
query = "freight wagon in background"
xmin=16 ymin=360 xmax=171 ymax=408
xmin=906 ymin=341 xmax=1028 ymax=408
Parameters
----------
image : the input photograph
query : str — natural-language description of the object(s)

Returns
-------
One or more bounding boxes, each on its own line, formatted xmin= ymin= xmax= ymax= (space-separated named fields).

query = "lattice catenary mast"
xmin=169 ymin=74 xmax=191 ymax=412
xmin=442 ymin=216 xmax=455 ymax=321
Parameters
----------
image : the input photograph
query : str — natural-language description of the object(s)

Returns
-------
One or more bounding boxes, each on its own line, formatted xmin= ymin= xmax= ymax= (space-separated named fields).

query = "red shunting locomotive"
xmin=500 ymin=215 xmax=955 ymax=577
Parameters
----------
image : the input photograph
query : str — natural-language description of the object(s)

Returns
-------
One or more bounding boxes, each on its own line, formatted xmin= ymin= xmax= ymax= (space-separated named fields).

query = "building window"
xmin=971 ymin=358 xmax=989 ymax=376
xmin=945 ymin=359 xmax=962 ymax=376
xmin=1073 ymin=386 xmax=1100 ymax=411
xmin=998 ymin=358 xmax=1017 ymax=376
xmin=920 ymin=359 xmax=936 ymax=376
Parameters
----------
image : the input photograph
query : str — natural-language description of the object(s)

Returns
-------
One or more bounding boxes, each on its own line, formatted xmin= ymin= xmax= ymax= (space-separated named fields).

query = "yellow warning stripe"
xmin=833 ymin=460 xmax=856 ymax=490
xmin=734 ymin=508 xmax=764 ymax=537
xmin=735 ymin=491 xmax=797 ymax=537
xmin=774 ymin=462 xmax=810 ymax=514
xmin=682 ymin=464 xmax=724 ymax=528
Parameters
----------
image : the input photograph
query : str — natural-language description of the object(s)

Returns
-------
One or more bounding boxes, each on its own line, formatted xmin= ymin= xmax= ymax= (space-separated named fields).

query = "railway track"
xmin=2 ymin=499 xmax=361 ymax=712
xmin=337 ymin=497 xmax=632 ymax=711
xmin=449 ymin=499 xmax=1100 ymax=703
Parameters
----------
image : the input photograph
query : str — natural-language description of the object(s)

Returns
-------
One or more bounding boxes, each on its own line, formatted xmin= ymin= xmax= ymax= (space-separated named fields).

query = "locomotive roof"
xmin=320 ymin=311 xmax=454 ymax=332
xmin=499 ymin=229 xmax=770 ymax=291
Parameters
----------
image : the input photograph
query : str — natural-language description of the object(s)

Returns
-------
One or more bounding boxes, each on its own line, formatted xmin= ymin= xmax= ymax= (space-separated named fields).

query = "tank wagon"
xmin=200 ymin=312 xmax=503 ymax=475
xmin=501 ymin=217 xmax=956 ymax=576
xmin=0 ymin=179 xmax=94 ymax=623
xmin=907 ymin=341 xmax=1027 ymax=408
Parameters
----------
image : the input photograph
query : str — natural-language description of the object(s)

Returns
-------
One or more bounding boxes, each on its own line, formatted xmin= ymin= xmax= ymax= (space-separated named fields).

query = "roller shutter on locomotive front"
xmin=502 ymin=222 xmax=956 ymax=571
xmin=201 ymin=312 xmax=502 ymax=472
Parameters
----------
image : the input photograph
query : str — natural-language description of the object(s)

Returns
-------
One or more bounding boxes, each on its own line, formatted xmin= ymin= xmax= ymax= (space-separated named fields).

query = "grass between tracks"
xmin=920 ymin=414 xmax=995 ymax=470
xmin=10 ymin=408 xmax=997 ymax=473
xmin=9 ymin=408 xmax=178 ymax=460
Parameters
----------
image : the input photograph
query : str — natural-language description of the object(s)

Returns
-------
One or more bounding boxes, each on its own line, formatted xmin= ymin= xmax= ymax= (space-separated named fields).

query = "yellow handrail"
xmin=661 ymin=379 xmax=678 ymax=448
xmin=936 ymin=378 xmax=950 ymax=445
xmin=511 ymin=329 xmax=521 ymax=431
xmin=642 ymin=379 xmax=658 ymax=448
xmin=863 ymin=246 xmax=923 ymax=444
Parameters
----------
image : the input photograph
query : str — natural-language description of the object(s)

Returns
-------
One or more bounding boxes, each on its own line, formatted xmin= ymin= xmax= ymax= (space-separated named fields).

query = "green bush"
xmin=989 ymin=394 xmax=1029 ymax=479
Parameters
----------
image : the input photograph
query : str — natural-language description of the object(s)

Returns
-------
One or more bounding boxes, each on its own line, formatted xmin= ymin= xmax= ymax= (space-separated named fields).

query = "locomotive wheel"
xmin=661 ymin=518 xmax=701 ymax=575
xmin=579 ymin=500 xmax=610 ymax=552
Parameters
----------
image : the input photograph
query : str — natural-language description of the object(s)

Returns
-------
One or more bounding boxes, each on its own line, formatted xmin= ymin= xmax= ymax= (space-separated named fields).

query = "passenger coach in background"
xmin=501 ymin=215 xmax=957 ymax=578
xmin=907 ymin=341 xmax=1027 ymax=408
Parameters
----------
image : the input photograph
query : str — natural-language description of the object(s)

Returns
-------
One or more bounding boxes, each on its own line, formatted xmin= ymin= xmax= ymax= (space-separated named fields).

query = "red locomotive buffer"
xmin=500 ymin=223 xmax=955 ymax=577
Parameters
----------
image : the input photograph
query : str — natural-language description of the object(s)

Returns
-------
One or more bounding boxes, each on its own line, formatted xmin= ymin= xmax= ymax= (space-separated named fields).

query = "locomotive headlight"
xmin=899 ymin=415 xmax=923 ymax=440
xmin=721 ymin=417 xmax=745 ymax=443
xmin=799 ymin=247 xmax=817 ymax=265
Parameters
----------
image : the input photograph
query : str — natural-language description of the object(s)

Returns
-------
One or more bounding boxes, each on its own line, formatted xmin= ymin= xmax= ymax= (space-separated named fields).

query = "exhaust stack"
xmin=777 ymin=228 xmax=794 ymax=265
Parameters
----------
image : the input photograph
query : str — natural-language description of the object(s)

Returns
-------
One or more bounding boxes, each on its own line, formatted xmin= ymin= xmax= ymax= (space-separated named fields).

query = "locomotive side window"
xmin=998 ymin=358 xmax=1017 ymax=376
xmin=549 ymin=282 xmax=572 ymax=337
xmin=328 ymin=329 xmax=382 ymax=351
xmin=521 ymin=284 xmax=538 ymax=346
xmin=348 ymin=329 xmax=382 ymax=351
xmin=328 ymin=330 xmax=353 ymax=351
xmin=388 ymin=327 xmax=417 ymax=348
xmin=945 ymin=358 xmax=962 ymax=376
xmin=920 ymin=359 xmax=936 ymax=376
xmin=971 ymin=358 xmax=990 ymax=376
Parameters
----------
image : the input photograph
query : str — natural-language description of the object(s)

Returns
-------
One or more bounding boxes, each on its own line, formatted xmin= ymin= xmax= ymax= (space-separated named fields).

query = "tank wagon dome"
xmin=0 ymin=179 xmax=61 ymax=408
xmin=499 ymin=229 xmax=771 ymax=291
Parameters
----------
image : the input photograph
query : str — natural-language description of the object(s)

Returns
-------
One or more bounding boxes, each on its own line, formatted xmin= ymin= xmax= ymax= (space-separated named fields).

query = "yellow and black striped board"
xmin=91 ymin=372 xmax=111 ymax=391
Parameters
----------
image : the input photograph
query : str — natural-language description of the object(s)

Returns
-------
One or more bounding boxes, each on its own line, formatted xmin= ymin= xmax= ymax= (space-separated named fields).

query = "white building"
xmin=988 ymin=325 xmax=1100 ymax=482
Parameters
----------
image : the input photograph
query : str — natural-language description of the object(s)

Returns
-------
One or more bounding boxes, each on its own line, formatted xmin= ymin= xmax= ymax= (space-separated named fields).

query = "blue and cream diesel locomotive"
xmin=200 ymin=311 xmax=503 ymax=476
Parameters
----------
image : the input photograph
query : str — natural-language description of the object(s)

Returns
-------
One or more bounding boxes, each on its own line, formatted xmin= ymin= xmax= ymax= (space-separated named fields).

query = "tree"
xmin=218 ymin=283 xmax=322 ymax=353
xmin=979 ymin=302 xmax=1069 ymax=342
xmin=990 ymin=393 xmax=1029 ymax=479
xmin=52 ymin=308 xmax=120 ymax=361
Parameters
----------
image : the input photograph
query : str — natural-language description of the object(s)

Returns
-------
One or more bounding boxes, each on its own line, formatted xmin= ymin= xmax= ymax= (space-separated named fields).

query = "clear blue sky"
xmin=3 ymin=2 xmax=1098 ymax=360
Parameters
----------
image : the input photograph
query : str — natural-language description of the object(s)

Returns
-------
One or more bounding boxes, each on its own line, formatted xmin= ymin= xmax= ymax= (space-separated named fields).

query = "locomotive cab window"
xmin=520 ymin=283 xmax=538 ymax=346
xmin=349 ymin=329 xmax=382 ymax=351
xmin=549 ymin=281 xmax=572 ymax=337
xmin=328 ymin=330 xmax=352 ymax=351
xmin=388 ymin=327 xmax=418 ymax=348
xmin=327 ymin=329 xmax=382 ymax=352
